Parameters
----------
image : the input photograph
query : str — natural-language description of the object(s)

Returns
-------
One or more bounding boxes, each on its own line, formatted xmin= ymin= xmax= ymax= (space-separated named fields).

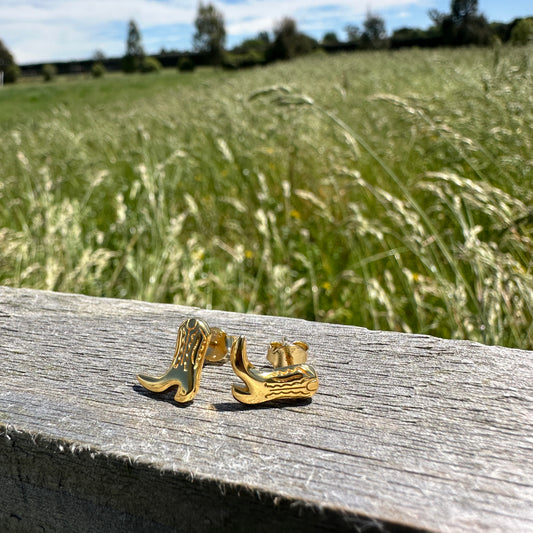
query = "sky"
xmin=1 ymin=0 xmax=531 ymax=65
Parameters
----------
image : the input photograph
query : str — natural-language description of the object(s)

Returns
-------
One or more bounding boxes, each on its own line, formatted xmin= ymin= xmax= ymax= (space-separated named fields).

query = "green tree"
xmin=362 ymin=12 xmax=387 ymax=48
xmin=257 ymin=32 xmax=270 ymax=44
xmin=322 ymin=32 xmax=339 ymax=45
xmin=456 ymin=13 xmax=491 ymax=45
xmin=233 ymin=33 xmax=270 ymax=55
xmin=93 ymin=49 xmax=106 ymax=61
xmin=274 ymin=17 xmax=298 ymax=59
xmin=428 ymin=9 xmax=446 ymax=27
xmin=91 ymin=61 xmax=106 ymax=78
xmin=451 ymin=0 xmax=478 ymax=23
xmin=193 ymin=3 xmax=226 ymax=65
xmin=42 ymin=63 xmax=57 ymax=82
xmin=140 ymin=56 xmax=162 ymax=73
xmin=345 ymin=24 xmax=361 ymax=43
xmin=510 ymin=18 xmax=533 ymax=45
xmin=268 ymin=17 xmax=316 ymax=61
xmin=431 ymin=0 xmax=490 ymax=46
xmin=178 ymin=56 xmax=196 ymax=72
xmin=123 ymin=20 xmax=145 ymax=72
xmin=391 ymin=26 xmax=428 ymax=46
xmin=0 ymin=39 xmax=20 ymax=84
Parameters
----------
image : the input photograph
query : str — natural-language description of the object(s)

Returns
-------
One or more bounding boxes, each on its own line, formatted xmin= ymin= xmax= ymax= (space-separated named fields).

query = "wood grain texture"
xmin=0 ymin=286 xmax=531 ymax=532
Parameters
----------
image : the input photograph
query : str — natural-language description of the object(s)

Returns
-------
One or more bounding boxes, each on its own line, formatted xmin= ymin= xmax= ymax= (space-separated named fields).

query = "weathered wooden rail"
xmin=0 ymin=286 xmax=531 ymax=532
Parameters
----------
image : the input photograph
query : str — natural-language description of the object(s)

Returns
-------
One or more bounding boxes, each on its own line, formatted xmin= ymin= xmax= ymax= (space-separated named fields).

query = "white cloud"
xmin=1 ymin=0 xmax=197 ymax=62
xmin=1 ymin=0 xmax=195 ymax=27
xmin=0 ymin=0 xmax=433 ymax=63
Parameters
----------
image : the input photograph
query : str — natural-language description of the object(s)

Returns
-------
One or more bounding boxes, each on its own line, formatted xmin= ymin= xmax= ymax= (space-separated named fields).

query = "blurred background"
xmin=1 ymin=1 xmax=532 ymax=349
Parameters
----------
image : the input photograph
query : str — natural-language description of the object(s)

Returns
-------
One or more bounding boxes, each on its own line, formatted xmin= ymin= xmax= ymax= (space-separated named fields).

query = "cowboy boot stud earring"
xmin=137 ymin=318 xmax=231 ymax=403
xmin=230 ymin=337 xmax=319 ymax=404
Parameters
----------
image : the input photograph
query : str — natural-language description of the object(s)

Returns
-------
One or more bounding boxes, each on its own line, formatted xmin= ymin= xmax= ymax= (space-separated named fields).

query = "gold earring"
xmin=137 ymin=318 xmax=231 ymax=403
xmin=205 ymin=327 xmax=234 ymax=364
xmin=230 ymin=337 xmax=319 ymax=404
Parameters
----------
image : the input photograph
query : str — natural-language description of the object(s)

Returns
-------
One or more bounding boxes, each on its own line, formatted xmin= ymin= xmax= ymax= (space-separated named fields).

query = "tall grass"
xmin=1 ymin=46 xmax=532 ymax=348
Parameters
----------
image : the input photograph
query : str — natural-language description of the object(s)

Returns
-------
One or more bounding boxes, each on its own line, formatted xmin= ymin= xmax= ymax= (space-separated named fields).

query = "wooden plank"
xmin=0 ymin=286 xmax=531 ymax=532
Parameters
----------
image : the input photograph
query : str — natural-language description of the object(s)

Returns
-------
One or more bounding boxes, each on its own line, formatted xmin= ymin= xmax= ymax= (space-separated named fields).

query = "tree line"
xmin=1 ymin=0 xmax=532 ymax=83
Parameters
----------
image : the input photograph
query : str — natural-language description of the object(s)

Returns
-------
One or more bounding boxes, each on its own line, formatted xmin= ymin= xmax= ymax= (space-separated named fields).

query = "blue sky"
xmin=1 ymin=0 xmax=531 ymax=65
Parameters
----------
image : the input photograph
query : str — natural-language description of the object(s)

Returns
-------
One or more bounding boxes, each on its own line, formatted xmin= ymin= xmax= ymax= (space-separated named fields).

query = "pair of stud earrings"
xmin=136 ymin=318 xmax=319 ymax=405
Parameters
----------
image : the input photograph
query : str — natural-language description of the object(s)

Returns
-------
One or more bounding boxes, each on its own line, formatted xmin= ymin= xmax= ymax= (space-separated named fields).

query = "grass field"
xmin=1 ymin=46 xmax=532 ymax=349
